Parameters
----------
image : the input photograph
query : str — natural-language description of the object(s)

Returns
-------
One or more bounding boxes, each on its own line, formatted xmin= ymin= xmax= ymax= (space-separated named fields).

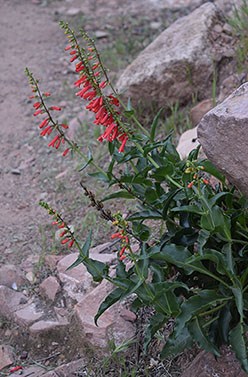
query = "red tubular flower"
xmin=33 ymin=102 xmax=41 ymax=109
xmin=61 ymin=238 xmax=70 ymax=245
xmin=70 ymin=49 xmax=77 ymax=55
xmin=76 ymin=85 xmax=92 ymax=98
xmin=202 ymin=178 xmax=210 ymax=185
xmin=68 ymin=239 xmax=75 ymax=248
xmin=61 ymin=123 xmax=69 ymax=129
xmin=119 ymin=254 xmax=126 ymax=261
xmin=43 ymin=92 xmax=51 ymax=97
xmin=48 ymin=135 xmax=60 ymax=148
xmin=39 ymin=118 xmax=49 ymax=129
xmin=10 ymin=366 xmax=23 ymax=373
xmin=50 ymin=106 xmax=62 ymax=111
xmin=119 ymin=246 xmax=126 ymax=257
xmin=65 ymin=45 xmax=72 ymax=51
xmin=70 ymin=55 xmax=78 ymax=62
xmin=118 ymin=135 xmax=128 ymax=153
xmin=62 ymin=148 xmax=70 ymax=157
xmin=99 ymin=81 xmax=108 ymax=89
xmin=40 ymin=125 xmax=53 ymax=136
xmin=187 ymin=181 xmax=195 ymax=189
xmin=33 ymin=109 xmax=43 ymax=116
xmin=83 ymin=90 xmax=97 ymax=100
xmin=111 ymin=232 xmax=123 ymax=239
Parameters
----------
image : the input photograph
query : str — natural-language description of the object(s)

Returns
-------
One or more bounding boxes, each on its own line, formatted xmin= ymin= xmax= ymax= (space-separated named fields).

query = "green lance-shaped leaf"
xmin=66 ymin=231 xmax=93 ymax=270
xmin=150 ymin=108 xmax=163 ymax=142
xmin=229 ymin=322 xmax=248 ymax=373
xmin=174 ymin=290 xmax=230 ymax=336
xmin=78 ymin=149 xmax=93 ymax=171
xmin=144 ymin=312 xmax=167 ymax=352
xmin=161 ymin=326 xmax=193 ymax=359
xmin=101 ymin=190 xmax=135 ymax=202
xmin=128 ymin=209 xmax=163 ymax=221
xmin=231 ymin=286 xmax=244 ymax=323
xmin=188 ymin=317 xmax=220 ymax=356
xmin=171 ymin=205 xmax=205 ymax=215
xmin=85 ymin=258 xmax=109 ymax=282
xmin=198 ymin=159 xmax=226 ymax=183
xmin=197 ymin=229 xmax=210 ymax=255
xmin=95 ymin=287 xmax=123 ymax=325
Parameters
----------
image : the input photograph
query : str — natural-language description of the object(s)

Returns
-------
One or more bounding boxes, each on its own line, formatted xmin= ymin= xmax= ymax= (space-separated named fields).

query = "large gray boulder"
xmin=198 ymin=82 xmax=248 ymax=196
xmin=117 ymin=2 xmax=232 ymax=109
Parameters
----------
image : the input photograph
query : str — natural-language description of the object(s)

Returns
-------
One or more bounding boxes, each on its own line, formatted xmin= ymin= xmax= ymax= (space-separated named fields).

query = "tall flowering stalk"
xmin=61 ymin=21 xmax=130 ymax=153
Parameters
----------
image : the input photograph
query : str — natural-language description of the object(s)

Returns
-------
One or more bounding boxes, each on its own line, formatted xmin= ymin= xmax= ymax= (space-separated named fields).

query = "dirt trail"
xmin=0 ymin=0 xmax=65 ymax=265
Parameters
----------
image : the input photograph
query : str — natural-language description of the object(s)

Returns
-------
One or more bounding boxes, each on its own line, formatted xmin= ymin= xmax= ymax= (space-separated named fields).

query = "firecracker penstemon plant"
xmin=26 ymin=21 xmax=248 ymax=372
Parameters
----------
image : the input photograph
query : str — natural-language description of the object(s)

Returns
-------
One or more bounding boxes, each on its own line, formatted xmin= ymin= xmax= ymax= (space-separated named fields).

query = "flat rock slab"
xmin=198 ymin=82 xmax=248 ymax=196
xmin=0 ymin=344 xmax=14 ymax=370
xmin=75 ymin=280 xmax=136 ymax=349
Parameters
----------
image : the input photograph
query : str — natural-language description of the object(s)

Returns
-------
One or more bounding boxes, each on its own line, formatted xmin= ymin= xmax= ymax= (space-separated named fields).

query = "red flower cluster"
xmin=31 ymin=97 xmax=70 ymax=157
xmin=52 ymin=220 xmax=75 ymax=248
xmin=65 ymin=45 xmax=128 ymax=153
xmin=111 ymin=230 xmax=129 ymax=260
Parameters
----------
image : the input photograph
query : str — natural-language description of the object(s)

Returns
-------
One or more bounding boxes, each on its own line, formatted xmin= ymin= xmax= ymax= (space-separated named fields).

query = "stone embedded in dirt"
xmin=29 ymin=320 xmax=66 ymax=334
xmin=120 ymin=308 xmax=137 ymax=322
xmin=95 ymin=30 xmax=109 ymax=39
xmin=117 ymin=3 xmax=230 ymax=110
xmin=42 ymin=358 xmax=86 ymax=377
xmin=190 ymin=99 xmax=214 ymax=127
xmin=0 ymin=344 xmax=15 ymax=371
xmin=65 ymin=7 xmax=82 ymax=16
xmin=57 ymin=249 xmax=116 ymax=303
xmin=14 ymin=302 xmax=44 ymax=326
xmin=57 ymin=253 xmax=94 ymax=303
xmin=75 ymin=280 xmax=136 ymax=349
xmin=25 ymin=271 xmax=36 ymax=284
xmin=181 ymin=347 xmax=247 ymax=377
xmin=176 ymin=127 xmax=199 ymax=159
xmin=54 ymin=307 xmax=69 ymax=325
xmin=39 ymin=276 xmax=61 ymax=302
xmin=0 ymin=285 xmax=28 ymax=319
xmin=197 ymin=82 xmax=248 ymax=196
xmin=44 ymin=255 xmax=63 ymax=271
xmin=0 ymin=264 xmax=27 ymax=289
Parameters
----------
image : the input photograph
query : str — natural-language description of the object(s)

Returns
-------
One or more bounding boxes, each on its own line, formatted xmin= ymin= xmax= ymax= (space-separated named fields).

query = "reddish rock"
xmin=44 ymin=255 xmax=63 ymax=270
xmin=29 ymin=320 xmax=66 ymax=334
xmin=39 ymin=276 xmax=61 ymax=301
xmin=57 ymin=253 xmax=93 ymax=302
xmin=0 ymin=285 xmax=28 ymax=319
xmin=198 ymin=83 xmax=248 ymax=197
xmin=0 ymin=344 xmax=14 ymax=370
xmin=14 ymin=302 xmax=43 ymax=326
xmin=75 ymin=280 xmax=135 ymax=349
xmin=181 ymin=347 xmax=247 ymax=377
xmin=0 ymin=264 xmax=27 ymax=289
xmin=120 ymin=308 xmax=137 ymax=323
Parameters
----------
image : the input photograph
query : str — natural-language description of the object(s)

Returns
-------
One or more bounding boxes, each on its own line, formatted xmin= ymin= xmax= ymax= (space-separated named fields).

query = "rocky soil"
xmin=1 ymin=0 xmax=248 ymax=376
